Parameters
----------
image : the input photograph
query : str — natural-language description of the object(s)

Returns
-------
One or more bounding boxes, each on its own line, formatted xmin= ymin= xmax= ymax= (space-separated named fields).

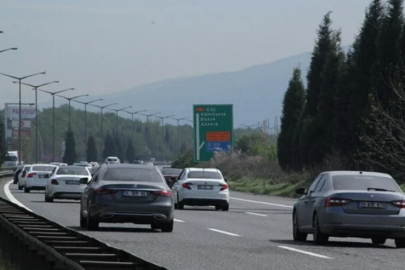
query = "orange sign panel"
xmin=206 ymin=131 xmax=231 ymax=142
xmin=196 ymin=107 xmax=204 ymax=112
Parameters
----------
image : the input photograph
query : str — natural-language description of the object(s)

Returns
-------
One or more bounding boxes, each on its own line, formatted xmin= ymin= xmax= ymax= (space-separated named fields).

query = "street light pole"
xmin=91 ymin=103 xmax=118 ymax=158
xmin=39 ymin=88 xmax=75 ymax=162
xmin=154 ymin=115 xmax=175 ymax=139
xmin=125 ymin=110 xmax=146 ymax=139
xmin=108 ymin=106 xmax=132 ymax=135
xmin=0 ymin=47 xmax=18 ymax=54
xmin=18 ymin=81 xmax=59 ymax=163
xmin=0 ymin=71 xmax=46 ymax=164
xmin=170 ymin=117 xmax=189 ymax=155
xmin=57 ymin=94 xmax=89 ymax=126
xmin=74 ymin=99 xmax=103 ymax=156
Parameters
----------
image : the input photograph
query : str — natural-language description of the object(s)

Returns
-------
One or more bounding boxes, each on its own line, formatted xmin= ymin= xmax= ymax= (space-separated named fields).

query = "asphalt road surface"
xmin=0 ymin=177 xmax=403 ymax=270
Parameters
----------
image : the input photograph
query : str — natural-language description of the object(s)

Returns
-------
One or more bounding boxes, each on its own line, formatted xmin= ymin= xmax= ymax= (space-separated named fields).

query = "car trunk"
xmin=334 ymin=190 xmax=404 ymax=215
xmin=100 ymin=181 xmax=165 ymax=204
xmin=56 ymin=176 xmax=89 ymax=186
xmin=184 ymin=179 xmax=224 ymax=192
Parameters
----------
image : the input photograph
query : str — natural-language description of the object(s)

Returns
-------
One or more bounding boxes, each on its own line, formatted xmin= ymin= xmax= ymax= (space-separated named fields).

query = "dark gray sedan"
xmin=293 ymin=171 xmax=405 ymax=248
xmin=79 ymin=164 xmax=174 ymax=232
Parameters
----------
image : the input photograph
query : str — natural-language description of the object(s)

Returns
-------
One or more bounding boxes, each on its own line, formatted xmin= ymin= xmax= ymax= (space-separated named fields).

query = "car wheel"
xmin=177 ymin=194 xmax=184 ymax=210
xmin=293 ymin=211 xmax=307 ymax=242
xmin=86 ymin=211 xmax=99 ymax=231
xmin=24 ymin=188 xmax=30 ymax=193
xmin=18 ymin=184 xmax=23 ymax=190
xmin=215 ymin=205 xmax=221 ymax=211
xmin=395 ymin=238 xmax=405 ymax=248
xmin=161 ymin=220 xmax=174 ymax=233
xmin=79 ymin=208 xmax=86 ymax=228
xmin=313 ymin=213 xmax=328 ymax=245
xmin=45 ymin=193 xmax=53 ymax=202
xmin=372 ymin=237 xmax=386 ymax=245
xmin=222 ymin=204 xmax=229 ymax=211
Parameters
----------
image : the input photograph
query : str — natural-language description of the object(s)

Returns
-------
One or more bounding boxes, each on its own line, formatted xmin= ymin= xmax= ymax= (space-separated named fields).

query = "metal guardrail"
xmin=0 ymin=173 xmax=168 ymax=270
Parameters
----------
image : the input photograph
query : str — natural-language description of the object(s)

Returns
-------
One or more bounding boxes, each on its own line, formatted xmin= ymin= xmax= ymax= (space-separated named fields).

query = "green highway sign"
xmin=193 ymin=104 xmax=233 ymax=162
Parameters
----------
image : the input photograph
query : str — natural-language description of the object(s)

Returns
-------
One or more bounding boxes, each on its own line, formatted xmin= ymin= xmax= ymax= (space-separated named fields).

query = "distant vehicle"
xmin=17 ymin=165 xmax=32 ymax=190
xmin=105 ymin=157 xmax=120 ymax=164
xmin=79 ymin=164 xmax=174 ymax=232
xmin=150 ymin=158 xmax=156 ymax=163
xmin=45 ymin=166 xmax=91 ymax=202
xmin=89 ymin=162 xmax=99 ymax=167
xmin=172 ymin=168 xmax=229 ymax=211
xmin=293 ymin=171 xmax=405 ymax=248
xmin=133 ymin=160 xmax=144 ymax=164
xmin=13 ymin=164 xmax=25 ymax=184
xmin=50 ymin=162 xmax=68 ymax=166
xmin=2 ymin=151 xmax=19 ymax=169
xmin=20 ymin=164 xmax=57 ymax=193
xmin=161 ymin=168 xmax=182 ymax=188
xmin=73 ymin=162 xmax=92 ymax=168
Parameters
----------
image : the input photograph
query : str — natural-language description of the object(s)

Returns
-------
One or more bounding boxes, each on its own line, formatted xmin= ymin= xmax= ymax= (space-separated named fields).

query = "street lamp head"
xmin=11 ymin=48 xmax=17 ymax=50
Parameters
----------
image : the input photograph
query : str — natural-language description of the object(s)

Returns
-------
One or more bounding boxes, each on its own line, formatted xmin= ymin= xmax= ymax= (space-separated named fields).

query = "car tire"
xmin=222 ymin=204 xmax=229 ymax=211
xmin=215 ymin=205 xmax=221 ymax=211
xmin=177 ymin=195 xmax=184 ymax=210
xmin=395 ymin=238 xmax=405 ymax=248
xmin=79 ymin=209 xmax=86 ymax=228
xmin=18 ymin=184 xmax=23 ymax=190
xmin=372 ymin=237 xmax=386 ymax=245
xmin=293 ymin=211 xmax=307 ymax=242
xmin=313 ymin=213 xmax=328 ymax=245
xmin=86 ymin=211 xmax=99 ymax=231
xmin=45 ymin=193 xmax=53 ymax=203
xmin=161 ymin=220 xmax=174 ymax=233
xmin=24 ymin=188 xmax=30 ymax=193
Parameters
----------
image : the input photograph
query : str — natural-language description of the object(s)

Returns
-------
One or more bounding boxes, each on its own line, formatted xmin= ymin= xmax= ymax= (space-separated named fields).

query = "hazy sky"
xmin=0 ymin=0 xmax=372 ymax=108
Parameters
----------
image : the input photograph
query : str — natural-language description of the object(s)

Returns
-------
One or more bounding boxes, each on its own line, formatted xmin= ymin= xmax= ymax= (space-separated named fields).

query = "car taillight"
xmin=325 ymin=197 xmax=351 ymax=207
xmin=182 ymin=183 xmax=192 ymax=190
xmin=51 ymin=179 xmax=59 ymax=185
xmin=392 ymin=200 xmax=405 ymax=208
xmin=153 ymin=190 xmax=173 ymax=197
xmin=220 ymin=183 xmax=228 ymax=191
xmin=95 ymin=187 xmax=118 ymax=195
xmin=27 ymin=173 xmax=36 ymax=178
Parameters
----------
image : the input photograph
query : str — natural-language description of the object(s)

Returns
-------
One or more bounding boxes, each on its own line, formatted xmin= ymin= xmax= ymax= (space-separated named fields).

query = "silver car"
xmin=293 ymin=171 xmax=405 ymax=248
xmin=79 ymin=164 xmax=174 ymax=232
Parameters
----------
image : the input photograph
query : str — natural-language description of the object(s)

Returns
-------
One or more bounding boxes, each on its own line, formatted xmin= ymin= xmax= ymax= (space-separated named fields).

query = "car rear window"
xmin=187 ymin=171 xmax=222 ymax=179
xmin=332 ymin=175 xmax=401 ymax=192
xmin=161 ymin=169 xmax=182 ymax=176
xmin=108 ymin=158 xmax=118 ymax=161
xmin=32 ymin=166 xmax=55 ymax=172
xmin=102 ymin=168 xmax=162 ymax=182
xmin=57 ymin=167 xmax=88 ymax=175
xmin=23 ymin=166 xmax=31 ymax=171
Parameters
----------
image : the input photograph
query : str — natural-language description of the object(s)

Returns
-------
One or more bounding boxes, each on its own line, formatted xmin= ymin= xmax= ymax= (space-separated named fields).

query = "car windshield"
xmin=56 ymin=167 xmax=89 ymax=175
xmin=161 ymin=169 xmax=182 ymax=176
xmin=187 ymin=171 xmax=222 ymax=179
xmin=32 ymin=166 xmax=55 ymax=172
xmin=108 ymin=159 xmax=118 ymax=161
xmin=332 ymin=175 xmax=401 ymax=192
xmin=103 ymin=168 xmax=162 ymax=182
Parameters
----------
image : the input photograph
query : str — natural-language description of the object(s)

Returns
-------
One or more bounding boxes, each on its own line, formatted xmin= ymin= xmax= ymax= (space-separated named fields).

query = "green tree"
xmin=0 ymin=120 xmax=7 ymax=165
xmin=235 ymin=133 xmax=272 ymax=158
xmin=63 ymin=127 xmax=77 ymax=165
xmin=114 ymin=135 xmax=124 ymax=162
xmin=126 ymin=139 xmax=135 ymax=163
xmin=103 ymin=133 xmax=117 ymax=159
xmin=86 ymin=134 xmax=98 ymax=162
xmin=277 ymin=67 xmax=306 ymax=171
xmin=164 ymin=126 xmax=170 ymax=144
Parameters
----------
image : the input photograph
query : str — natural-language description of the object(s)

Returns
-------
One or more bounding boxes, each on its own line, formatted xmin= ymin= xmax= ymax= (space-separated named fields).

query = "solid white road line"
xmin=245 ymin=212 xmax=267 ymax=217
xmin=4 ymin=180 xmax=32 ymax=212
xmin=174 ymin=219 xmax=185 ymax=223
xmin=278 ymin=246 xmax=333 ymax=259
xmin=231 ymin=197 xmax=293 ymax=208
xmin=208 ymin=228 xmax=241 ymax=237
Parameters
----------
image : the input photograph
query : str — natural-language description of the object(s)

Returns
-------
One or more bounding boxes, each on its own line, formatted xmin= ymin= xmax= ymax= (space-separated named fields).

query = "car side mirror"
xmin=44 ymin=174 xmax=50 ymax=178
xmin=79 ymin=178 xmax=88 ymax=184
xmin=296 ymin=187 xmax=307 ymax=195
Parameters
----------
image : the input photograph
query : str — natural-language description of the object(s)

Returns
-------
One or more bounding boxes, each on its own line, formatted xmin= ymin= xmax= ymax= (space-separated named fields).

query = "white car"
xmin=22 ymin=164 xmax=57 ymax=193
xmin=17 ymin=165 xmax=32 ymax=190
xmin=45 ymin=166 xmax=91 ymax=202
xmin=105 ymin=157 xmax=120 ymax=164
xmin=172 ymin=168 xmax=229 ymax=211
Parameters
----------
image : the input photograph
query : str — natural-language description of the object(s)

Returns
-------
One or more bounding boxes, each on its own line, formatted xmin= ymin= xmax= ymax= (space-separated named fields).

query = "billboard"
xmin=7 ymin=106 xmax=36 ymax=119
xmin=11 ymin=120 xmax=31 ymax=128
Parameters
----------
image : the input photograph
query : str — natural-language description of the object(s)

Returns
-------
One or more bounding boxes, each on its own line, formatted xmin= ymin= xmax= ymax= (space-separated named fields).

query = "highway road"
xmin=0 ymin=177 xmax=403 ymax=270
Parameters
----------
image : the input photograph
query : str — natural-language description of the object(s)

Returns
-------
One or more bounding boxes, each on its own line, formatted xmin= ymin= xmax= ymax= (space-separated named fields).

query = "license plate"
xmin=198 ymin=185 xmax=213 ymax=190
xmin=123 ymin=191 xmax=148 ymax=197
xmin=38 ymin=175 xmax=43 ymax=178
xmin=66 ymin=180 xmax=80 ymax=185
xmin=358 ymin=202 xmax=386 ymax=209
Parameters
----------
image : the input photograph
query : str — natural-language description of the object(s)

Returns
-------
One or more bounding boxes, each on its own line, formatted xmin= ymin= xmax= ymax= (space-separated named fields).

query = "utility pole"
xmin=125 ymin=110 xmax=147 ymax=139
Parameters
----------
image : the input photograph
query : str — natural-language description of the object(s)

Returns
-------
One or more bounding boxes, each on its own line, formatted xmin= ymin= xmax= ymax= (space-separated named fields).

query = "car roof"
xmin=186 ymin=168 xmax=220 ymax=173
xmin=324 ymin=171 xmax=392 ymax=178
xmin=104 ymin=164 xmax=156 ymax=170
xmin=58 ymin=166 xmax=88 ymax=169
xmin=31 ymin=164 xmax=57 ymax=167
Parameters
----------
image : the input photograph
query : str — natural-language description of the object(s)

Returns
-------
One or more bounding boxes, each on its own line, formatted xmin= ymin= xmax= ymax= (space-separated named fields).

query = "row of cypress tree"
xmin=278 ymin=0 xmax=405 ymax=175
